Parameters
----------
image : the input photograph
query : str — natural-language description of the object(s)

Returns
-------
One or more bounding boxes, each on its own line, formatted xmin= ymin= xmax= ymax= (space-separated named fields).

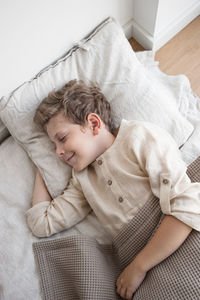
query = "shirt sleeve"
xmin=130 ymin=122 xmax=200 ymax=231
xmin=26 ymin=171 xmax=92 ymax=237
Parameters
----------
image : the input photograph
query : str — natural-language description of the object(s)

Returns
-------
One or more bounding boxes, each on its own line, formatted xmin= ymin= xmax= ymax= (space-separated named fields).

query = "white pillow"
xmin=0 ymin=17 xmax=193 ymax=198
xmin=0 ymin=119 xmax=10 ymax=144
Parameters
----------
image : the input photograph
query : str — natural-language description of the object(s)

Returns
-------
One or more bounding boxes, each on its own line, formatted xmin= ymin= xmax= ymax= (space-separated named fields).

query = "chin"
xmin=74 ymin=162 xmax=90 ymax=172
xmin=73 ymin=164 xmax=85 ymax=172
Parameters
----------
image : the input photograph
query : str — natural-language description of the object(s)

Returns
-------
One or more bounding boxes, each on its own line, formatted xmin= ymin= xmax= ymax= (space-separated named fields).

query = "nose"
xmin=56 ymin=144 xmax=64 ymax=158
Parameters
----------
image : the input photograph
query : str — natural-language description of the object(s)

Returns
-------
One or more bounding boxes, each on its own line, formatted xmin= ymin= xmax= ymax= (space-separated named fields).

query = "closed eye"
xmin=59 ymin=136 xmax=66 ymax=142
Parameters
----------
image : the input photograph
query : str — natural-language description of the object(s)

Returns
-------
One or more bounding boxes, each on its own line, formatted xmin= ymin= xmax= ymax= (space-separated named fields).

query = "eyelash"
xmin=59 ymin=136 xmax=66 ymax=142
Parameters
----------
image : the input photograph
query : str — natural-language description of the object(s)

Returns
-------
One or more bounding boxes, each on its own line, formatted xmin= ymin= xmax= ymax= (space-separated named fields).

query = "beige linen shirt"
xmin=26 ymin=119 xmax=200 ymax=237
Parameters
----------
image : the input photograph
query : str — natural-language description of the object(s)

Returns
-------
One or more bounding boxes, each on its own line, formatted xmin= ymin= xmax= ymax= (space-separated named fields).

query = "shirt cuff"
xmin=26 ymin=201 xmax=51 ymax=237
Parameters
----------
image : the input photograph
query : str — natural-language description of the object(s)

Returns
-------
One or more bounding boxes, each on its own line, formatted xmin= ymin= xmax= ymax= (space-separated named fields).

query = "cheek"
xmin=76 ymin=144 xmax=91 ymax=160
xmin=73 ymin=134 xmax=95 ymax=158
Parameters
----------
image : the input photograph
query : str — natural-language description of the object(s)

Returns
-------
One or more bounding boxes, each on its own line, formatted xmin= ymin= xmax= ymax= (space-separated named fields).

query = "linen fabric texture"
xmin=0 ymin=119 xmax=10 ymax=144
xmin=0 ymin=17 xmax=194 ymax=199
xmin=32 ymin=156 xmax=200 ymax=300
xmin=26 ymin=120 xmax=200 ymax=238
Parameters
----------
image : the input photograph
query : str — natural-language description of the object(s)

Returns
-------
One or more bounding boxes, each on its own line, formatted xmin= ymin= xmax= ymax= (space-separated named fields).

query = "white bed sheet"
xmin=0 ymin=137 xmax=112 ymax=300
xmin=136 ymin=50 xmax=200 ymax=165
xmin=0 ymin=51 xmax=200 ymax=300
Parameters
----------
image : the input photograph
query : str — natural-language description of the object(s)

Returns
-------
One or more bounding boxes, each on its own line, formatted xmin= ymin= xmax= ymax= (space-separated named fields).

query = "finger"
xmin=116 ymin=284 xmax=121 ymax=295
xmin=120 ymin=287 xmax=127 ymax=299
xmin=116 ymin=277 xmax=123 ymax=293
xmin=126 ymin=288 xmax=134 ymax=300
xmin=116 ymin=276 xmax=123 ymax=286
xmin=116 ymin=277 xmax=120 ymax=287
xmin=116 ymin=279 xmax=122 ymax=295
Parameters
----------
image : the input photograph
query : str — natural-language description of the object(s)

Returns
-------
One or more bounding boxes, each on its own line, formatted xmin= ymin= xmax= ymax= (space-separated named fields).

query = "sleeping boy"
xmin=26 ymin=79 xmax=200 ymax=300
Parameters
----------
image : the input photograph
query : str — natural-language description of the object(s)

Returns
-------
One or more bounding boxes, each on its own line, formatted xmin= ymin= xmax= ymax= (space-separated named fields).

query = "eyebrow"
xmin=50 ymin=132 xmax=60 ymax=143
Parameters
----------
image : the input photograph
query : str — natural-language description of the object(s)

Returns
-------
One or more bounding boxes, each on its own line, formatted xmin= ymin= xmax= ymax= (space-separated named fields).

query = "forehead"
xmin=46 ymin=112 xmax=72 ymax=139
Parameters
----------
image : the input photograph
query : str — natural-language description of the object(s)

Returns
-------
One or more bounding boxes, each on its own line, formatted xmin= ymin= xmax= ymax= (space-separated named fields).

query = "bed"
xmin=0 ymin=17 xmax=200 ymax=300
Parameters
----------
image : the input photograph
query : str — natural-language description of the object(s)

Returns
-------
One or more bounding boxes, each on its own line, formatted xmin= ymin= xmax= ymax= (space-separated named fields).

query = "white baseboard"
xmin=154 ymin=1 xmax=200 ymax=50
xmin=131 ymin=20 xmax=154 ymax=49
xmin=123 ymin=18 xmax=154 ymax=49
xmin=123 ymin=19 xmax=134 ymax=40
xmin=126 ymin=0 xmax=200 ymax=51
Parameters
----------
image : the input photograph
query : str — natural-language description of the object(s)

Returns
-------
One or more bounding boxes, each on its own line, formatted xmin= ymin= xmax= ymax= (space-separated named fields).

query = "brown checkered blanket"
xmin=33 ymin=157 xmax=200 ymax=300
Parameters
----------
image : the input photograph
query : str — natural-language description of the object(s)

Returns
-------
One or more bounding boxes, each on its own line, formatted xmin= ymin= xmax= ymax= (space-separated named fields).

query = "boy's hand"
xmin=116 ymin=260 xmax=146 ymax=299
xmin=116 ymin=215 xmax=192 ymax=299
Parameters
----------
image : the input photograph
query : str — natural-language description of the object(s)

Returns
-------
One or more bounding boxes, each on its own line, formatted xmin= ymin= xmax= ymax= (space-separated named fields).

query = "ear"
xmin=86 ymin=113 xmax=101 ymax=135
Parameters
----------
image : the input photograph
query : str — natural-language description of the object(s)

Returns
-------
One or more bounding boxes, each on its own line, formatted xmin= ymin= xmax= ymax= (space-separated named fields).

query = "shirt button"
xmin=163 ymin=179 xmax=169 ymax=184
xmin=107 ymin=179 xmax=112 ymax=186
xmin=97 ymin=159 xmax=103 ymax=165
xmin=118 ymin=197 xmax=123 ymax=203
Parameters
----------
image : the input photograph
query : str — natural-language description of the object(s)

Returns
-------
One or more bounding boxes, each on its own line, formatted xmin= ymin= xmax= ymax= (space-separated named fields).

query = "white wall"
xmin=0 ymin=0 xmax=133 ymax=97
xmin=154 ymin=0 xmax=200 ymax=50
xmin=155 ymin=0 xmax=198 ymax=34
xmin=132 ymin=0 xmax=159 ymax=36
xmin=1 ymin=0 xmax=199 ymax=97
xmin=132 ymin=0 xmax=200 ymax=50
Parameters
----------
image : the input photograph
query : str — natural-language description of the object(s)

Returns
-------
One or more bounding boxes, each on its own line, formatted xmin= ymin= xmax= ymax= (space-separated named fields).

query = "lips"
xmin=66 ymin=152 xmax=75 ymax=162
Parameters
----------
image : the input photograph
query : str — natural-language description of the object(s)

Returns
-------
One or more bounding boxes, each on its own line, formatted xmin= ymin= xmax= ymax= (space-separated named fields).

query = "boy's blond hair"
xmin=34 ymin=79 xmax=114 ymax=133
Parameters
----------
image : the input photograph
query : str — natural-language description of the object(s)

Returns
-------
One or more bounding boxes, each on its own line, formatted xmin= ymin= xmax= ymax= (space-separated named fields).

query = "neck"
xmin=99 ymin=128 xmax=115 ymax=154
xmin=91 ymin=128 xmax=116 ymax=164
xmin=105 ymin=131 xmax=115 ymax=150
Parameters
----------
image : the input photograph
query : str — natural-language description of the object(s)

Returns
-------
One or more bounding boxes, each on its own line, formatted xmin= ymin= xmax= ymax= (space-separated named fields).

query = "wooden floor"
xmin=129 ymin=16 xmax=200 ymax=97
